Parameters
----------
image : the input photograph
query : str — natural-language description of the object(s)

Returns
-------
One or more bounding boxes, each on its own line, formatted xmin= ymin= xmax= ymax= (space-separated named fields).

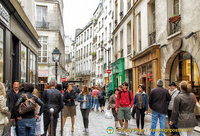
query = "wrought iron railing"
xmin=149 ymin=31 xmax=156 ymax=45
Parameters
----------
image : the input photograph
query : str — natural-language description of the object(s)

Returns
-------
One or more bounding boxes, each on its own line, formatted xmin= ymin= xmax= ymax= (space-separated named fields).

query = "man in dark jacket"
xmin=6 ymin=80 xmax=24 ymax=136
xmin=43 ymin=79 xmax=64 ymax=136
xmin=149 ymin=79 xmax=171 ymax=136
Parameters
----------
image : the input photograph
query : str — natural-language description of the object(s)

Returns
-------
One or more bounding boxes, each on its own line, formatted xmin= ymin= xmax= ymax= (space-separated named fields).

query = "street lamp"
xmin=52 ymin=48 xmax=63 ymax=136
xmin=52 ymin=48 xmax=61 ymax=80
xmin=101 ymin=46 xmax=110 ymax=86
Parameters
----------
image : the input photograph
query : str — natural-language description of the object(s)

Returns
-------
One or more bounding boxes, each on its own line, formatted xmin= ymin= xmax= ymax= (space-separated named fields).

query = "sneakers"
xmin=85 ymin=128 xmax=89 ymax=133
xmin=82 ymin=129 xmax=86 ymax=132
xmin=140 ymin=131 xmax=145 ymax=135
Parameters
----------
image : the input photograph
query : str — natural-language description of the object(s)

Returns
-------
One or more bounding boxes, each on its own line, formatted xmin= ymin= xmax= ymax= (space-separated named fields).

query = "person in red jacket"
xmin=115 ymin=82 xmax=134 ymax=132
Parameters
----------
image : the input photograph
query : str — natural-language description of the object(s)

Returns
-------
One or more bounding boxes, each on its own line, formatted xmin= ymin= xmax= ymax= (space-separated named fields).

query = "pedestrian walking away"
xmin=168 ymin=82 xmax=180 ymax=136
xmin=92 ymin=86 xmax=100 ymax=112
xmin=107 ymin=88 xmax=120 ymax=129
xmin=15 ymin=83 xmax=44 ymax=136
xmin=43 ymin=80 xmax=64 ymax=136
xmin=77 ymin=85 xmax=92 ymax=133
xmin=134 ymin=84 xmax=148 ymax=135
xmin=149 ymin=79 xmax=171 ymax=136
xmin=7 ymin=80 xmax=24 ymax=136
xmin=98 ymin=87 xmax=106 ymax=112
xmin=115 ymin=82 xmax=134 ymax=134
xmin=0 ymin=82 xmax=9 ymax=135
xmin=169 ymin=81 xmax=198 ymax=136
xmin=63 ymin=83 xmax=76 ymax=132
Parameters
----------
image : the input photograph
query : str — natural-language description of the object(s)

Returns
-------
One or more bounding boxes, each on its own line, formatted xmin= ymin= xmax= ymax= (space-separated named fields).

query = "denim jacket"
xmin=78 ymin=93 xmax=92 ymax=110
xmin=134 ymin=92 xmax=148 ymax=111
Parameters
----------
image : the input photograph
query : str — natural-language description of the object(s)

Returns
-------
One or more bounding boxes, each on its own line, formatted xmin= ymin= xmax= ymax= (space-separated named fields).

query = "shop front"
xmin=112 ymin=58 xmax=125 ymax=90
xmin=132 ymin=45 xmax=161 ymax=96
xmin=0 ymin=0 xmax=41 ymax=87
xmin=167 ymin=51 xmax=200 ymax=100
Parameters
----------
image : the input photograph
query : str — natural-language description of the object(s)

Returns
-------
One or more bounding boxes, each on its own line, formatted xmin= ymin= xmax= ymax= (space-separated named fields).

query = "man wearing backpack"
xmin=115 ymin=82 xmax=134 ymax=133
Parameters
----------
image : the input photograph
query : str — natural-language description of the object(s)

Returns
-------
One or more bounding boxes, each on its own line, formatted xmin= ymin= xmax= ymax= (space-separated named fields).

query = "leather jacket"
xmin=43 ymin=88 xmax=64 ymax=115
xmin=15 ymin=92 xmax=44 ymax=119
xmin=171 ymin=91 xmax=198 ymax=128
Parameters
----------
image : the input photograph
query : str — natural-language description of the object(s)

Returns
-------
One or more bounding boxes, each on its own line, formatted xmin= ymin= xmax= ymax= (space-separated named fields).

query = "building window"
xmin=127 ymin=22 xmax=132 ymax=54
xmin=21 ymin=44 xmax=27 ymax=83
xmin=90 ymin=27 xmax=92 ymax=38
xmin=168 ymin=0 xmax=181 ymax=35
xmin=38 ymin=37 xmax=48 ymax=63
xmin=0 ymin=28 xmax=4 ymax=82
xmin=148 ymin=1 xmax=156 ymax=45
xmin=30 ymin=52 xmax=36 ymax=84
xmin=36 ymin=6 xmax=48 ymax=28
xmin=87 ymin=29 xmax=89 ymax=40
xmin=137 ymin=13 xmax=141 ymax=51
xmin=174 ymin=0 xmax=180 ymax=15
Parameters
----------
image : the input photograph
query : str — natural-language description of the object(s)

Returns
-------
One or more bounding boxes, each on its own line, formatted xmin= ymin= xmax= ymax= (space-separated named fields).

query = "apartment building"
xmin=112 ymin=0 xmax=134 ymax=90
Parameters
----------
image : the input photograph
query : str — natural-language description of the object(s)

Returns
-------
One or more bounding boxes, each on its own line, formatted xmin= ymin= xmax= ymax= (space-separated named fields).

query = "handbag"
xmin=194 ymin=101 xmax=200 ymax=116
xmin=35 ymin=114 xmax=44 ymax=135
xmin=10 ymin=126 xmax=17 ymax=136
xmin=18 ymin=94 xmax=36 ymax=115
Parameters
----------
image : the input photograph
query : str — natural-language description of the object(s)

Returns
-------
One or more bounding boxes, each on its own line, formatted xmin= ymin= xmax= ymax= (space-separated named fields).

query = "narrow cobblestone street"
xmin=55 ymin=102 xmax=200 ymax=136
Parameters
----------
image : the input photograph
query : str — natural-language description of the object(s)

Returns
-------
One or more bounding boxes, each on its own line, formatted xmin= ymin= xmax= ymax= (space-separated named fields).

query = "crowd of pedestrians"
xmin=0 ymin=78 xmax=199 ymax=136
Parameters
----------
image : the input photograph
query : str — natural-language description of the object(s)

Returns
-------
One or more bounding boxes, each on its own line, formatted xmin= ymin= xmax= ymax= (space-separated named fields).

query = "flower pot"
xmin=169 ymin=16 xmax=180 ymax=23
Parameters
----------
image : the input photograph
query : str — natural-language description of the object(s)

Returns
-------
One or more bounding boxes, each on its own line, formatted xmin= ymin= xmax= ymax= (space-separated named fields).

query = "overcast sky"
xmin=63 ymin=0 xmax=99 ymax=39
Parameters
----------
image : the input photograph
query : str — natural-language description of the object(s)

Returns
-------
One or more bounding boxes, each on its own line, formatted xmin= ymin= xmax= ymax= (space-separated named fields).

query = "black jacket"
xmin=15 ymin=92 xmax=44 ymax=119
xmin=63 ymin=90 xmax=76 ymax=106
xmin=149 ymin=86 xmax=171 ymax=115
xmin=6 ymin=89 xmax=24 ymax=119
xmin=43 ymin=88 xmax=64 ymax=116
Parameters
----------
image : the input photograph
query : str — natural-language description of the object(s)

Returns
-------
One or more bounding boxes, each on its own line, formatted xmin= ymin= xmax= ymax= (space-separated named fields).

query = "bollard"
xmin=50 ymin=108 xmax=54 ymax=136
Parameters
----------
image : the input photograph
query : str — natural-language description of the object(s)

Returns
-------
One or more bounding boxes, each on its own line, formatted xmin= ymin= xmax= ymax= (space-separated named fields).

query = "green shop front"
xmin=112 ymin=58 xmax=125 ymax=90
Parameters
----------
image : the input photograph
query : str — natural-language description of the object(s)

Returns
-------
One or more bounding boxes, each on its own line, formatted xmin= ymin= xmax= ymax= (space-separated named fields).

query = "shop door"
xmin=11 ymin=36 xmax=20 ymax=83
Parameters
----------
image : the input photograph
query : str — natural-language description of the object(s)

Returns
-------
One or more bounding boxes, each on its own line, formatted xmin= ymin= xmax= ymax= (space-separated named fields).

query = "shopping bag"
xmin=105 ymin=110 xmax=112 ymax=119
xmin=35 ymin=114 xmax=44 ymax=135
xmin=11 ymin=126 xmax=17 ymax=136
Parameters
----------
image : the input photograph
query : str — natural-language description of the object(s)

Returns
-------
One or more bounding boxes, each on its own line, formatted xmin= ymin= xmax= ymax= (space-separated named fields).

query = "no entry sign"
xmin=107 ymin=69 xmax=111 ymax=74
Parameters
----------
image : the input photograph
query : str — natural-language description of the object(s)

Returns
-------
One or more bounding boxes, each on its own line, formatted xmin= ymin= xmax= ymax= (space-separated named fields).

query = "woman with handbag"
xmin=77 ymin=85 xmax=92 ymax=133
xmin=0 ymin=82 xmax=9 ymax=135
xmin=107 ymin=88 xmax=120 ymax=129
xmin=15 ymin=83 xmax=44 ymax=136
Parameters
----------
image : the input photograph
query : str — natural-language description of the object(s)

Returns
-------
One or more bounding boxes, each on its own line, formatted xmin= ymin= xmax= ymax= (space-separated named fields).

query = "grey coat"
xmin=171 ymin=92 xmax=198 ymax=128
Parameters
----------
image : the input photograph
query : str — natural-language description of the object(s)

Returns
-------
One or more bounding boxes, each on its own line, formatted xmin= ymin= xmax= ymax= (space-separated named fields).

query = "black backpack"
xmin=119 ymin=91 xmax=132 ymax=104
xmin=98 ymin=92 xmax=104 ymax=99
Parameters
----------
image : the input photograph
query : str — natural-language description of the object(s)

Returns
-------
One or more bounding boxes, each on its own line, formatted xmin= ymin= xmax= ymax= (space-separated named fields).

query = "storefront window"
xmin=138 ymin=66 xmax=142 ymax=84
xmin=30 ymin=52 xmax=36 ymax=84
xmin=147 ymin=63 xmax=153 ymax=95
xmin=142 ymin=65 xmax=146 ymax=75
xmin=0 ymin=28 xmax=3 ymax=82
xmin=170 ymin=52 xmax=200 ymax=100
xmin=21 ymin=44 xmax=27 ymax=83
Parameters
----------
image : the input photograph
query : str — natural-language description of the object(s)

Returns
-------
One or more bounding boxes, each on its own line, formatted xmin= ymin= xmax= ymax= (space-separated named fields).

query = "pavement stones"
xmin=55 ymin=102 xmax=200 ymax=136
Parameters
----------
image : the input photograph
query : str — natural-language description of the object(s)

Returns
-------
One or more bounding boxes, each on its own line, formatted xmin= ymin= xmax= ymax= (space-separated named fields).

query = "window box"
xmin=169 ymin=15 xmax=180 ymax=23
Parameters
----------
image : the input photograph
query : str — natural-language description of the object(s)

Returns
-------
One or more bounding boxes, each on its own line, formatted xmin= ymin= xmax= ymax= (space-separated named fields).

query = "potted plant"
xmin=169 ymin=15 xmax=180 ymax=23
xmin=114 ymin=53 xmax=118 ymax=58
xmin=92 ymin=52 xmax=96 ymax=57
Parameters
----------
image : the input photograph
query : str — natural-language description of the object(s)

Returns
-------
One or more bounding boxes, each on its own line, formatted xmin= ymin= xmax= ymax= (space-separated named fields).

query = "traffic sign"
xmin=107 ymin=69 xmax=111 ymax=74
xmin=62 ymin=78 xmax=66 ymax=82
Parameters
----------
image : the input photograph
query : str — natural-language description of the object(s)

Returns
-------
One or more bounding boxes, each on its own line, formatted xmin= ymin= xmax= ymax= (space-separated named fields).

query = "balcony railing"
xmin=36 ymin=21 xmax=49 ymax=29
xmin=115 ymin=20 xmax=118 ymax=27
xmin=149 ymin=31 xmax=156 ymax=45
xmin=169 ymin=15 xmax=181 ymax=35
xmin=127 ymin=44 xmax=131 ymax=54
xmin=120 ymin=11 xmax=124 ymax=20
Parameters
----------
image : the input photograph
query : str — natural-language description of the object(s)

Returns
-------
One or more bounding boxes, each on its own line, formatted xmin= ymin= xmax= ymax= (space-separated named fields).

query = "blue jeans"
xmin=17 ymin=118 xmax=36 ymax=136
xmin=150 ymin=110 xmax=165 ymax=136
xmin=93 ymin=97 xmax=99 ymax=110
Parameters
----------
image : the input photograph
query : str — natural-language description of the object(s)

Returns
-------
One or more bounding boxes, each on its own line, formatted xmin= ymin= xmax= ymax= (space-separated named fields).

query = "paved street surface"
xmin=55 ymin=102 xmax=200 ymax=136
